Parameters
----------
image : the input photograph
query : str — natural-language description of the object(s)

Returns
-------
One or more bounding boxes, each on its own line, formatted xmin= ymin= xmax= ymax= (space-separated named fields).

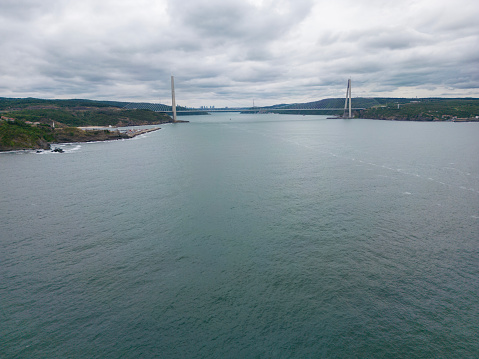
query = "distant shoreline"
xmin=365 ymin=116 xmax=479 ymax=122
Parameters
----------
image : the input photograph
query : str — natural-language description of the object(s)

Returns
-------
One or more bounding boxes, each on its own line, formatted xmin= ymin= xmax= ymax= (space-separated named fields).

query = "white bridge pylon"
xmin=343 ymin=78 xmax=352 ymax=118
xmin=171 ymin=75 xmax=177 ymax=122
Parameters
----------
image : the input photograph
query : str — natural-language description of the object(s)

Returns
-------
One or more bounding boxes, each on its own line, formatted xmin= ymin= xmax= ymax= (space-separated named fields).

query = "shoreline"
xmin=0 ymin=126 xmax=162 ymax=152
xmin=365 ymin=117 xmax=479 ymax=122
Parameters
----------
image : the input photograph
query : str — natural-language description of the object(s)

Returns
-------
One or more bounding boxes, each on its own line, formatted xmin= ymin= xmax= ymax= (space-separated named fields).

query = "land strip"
xmin=0 ymin=99 xmax=176 ymax=151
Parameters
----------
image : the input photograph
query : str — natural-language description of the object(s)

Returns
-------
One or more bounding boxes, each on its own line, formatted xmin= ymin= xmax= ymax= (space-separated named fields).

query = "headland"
xmin=0 ymin=98 xmax=183 ymax=151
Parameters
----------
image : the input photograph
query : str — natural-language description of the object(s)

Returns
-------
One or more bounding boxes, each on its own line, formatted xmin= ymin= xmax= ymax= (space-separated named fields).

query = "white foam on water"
xmin=64 ymin=145 xmax=82 ymax=153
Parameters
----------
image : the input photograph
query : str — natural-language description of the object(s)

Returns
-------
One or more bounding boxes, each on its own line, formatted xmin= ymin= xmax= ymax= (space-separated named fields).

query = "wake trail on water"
xmin=222 ymin=123 xmax=479 ymax=196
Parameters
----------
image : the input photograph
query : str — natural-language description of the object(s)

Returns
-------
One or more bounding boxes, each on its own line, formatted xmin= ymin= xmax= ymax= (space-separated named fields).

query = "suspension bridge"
xmin=122 ymin=78 xmax=363 ymax=119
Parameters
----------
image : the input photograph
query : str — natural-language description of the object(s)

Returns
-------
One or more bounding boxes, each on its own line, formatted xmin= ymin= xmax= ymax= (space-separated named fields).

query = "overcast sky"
xmin=1 ymin=0 xmax=478 ymax=107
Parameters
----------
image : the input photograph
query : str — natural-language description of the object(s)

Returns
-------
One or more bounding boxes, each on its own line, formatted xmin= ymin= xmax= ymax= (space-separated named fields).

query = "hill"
xmin=278 ymin=97 xmax=381 ymax=110
xmin=0 ymin=98 xmax=176 ymax=151
xmin=0 ymin=97 xmax=203 ymax=115
xmin=0 ymin=97 xmax=174 ymax=128
xmin=257 ymin=97 xmax=479 ymax=119
xmin=0 ymin=120 xmax=131 ymax=151
xmin=358 ymin=98 xmax=479 ymax=121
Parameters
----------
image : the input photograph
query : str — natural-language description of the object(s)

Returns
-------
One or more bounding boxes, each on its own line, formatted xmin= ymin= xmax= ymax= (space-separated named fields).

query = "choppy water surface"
xmin=1 ymin=114 xmax=478 ymax=358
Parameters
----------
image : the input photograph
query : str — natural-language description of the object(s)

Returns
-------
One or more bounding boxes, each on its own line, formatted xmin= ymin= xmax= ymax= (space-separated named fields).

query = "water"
xmin=1 ymin=113 xmax=478 ymax=358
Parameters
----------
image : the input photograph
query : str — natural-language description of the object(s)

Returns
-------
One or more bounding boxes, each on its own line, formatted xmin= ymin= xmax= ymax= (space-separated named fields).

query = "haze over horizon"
xmin=1 ymin=0 xmax=478 ymax=108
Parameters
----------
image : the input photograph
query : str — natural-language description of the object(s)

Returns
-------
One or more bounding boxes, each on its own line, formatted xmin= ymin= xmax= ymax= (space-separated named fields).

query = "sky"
xmin=1 ymin=0 xmax=478 ymax=107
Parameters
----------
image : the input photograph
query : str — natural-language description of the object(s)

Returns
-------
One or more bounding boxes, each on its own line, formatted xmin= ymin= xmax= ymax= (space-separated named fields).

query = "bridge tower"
xmin=343 ymin=78 xmax=352 ymax=118
xmin=171 ymin=75 xmax=177 ymax=122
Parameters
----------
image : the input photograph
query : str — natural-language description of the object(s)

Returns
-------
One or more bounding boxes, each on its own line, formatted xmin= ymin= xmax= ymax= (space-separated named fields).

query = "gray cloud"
xmin=0 ymin=0 xmax=478 ymax=106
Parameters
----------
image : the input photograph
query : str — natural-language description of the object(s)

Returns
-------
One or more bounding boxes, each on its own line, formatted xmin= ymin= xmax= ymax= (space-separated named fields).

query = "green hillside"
xmin=0 ymin=120 xmax=132 ymax=151
xmin=359 ymin=98 xmax=479 ymax=121
xmin=0 ymin=120 xmax=53 ymax=150
xmin=0 ymin=97 xmax=113 ymax=110
xmin=0 ymin=98 xmax=175 ymax=151
xmin=1 ymin=107 xmax=173 ymax=127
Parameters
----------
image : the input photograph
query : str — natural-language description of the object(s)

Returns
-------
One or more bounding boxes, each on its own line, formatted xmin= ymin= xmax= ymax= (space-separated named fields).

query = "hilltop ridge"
xmin=255 ymin=97 xmax=479 ymax=120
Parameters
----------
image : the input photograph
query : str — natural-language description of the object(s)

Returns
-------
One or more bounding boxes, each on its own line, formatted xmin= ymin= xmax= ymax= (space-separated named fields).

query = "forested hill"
xmin=0 ymin=97 xmax=115 ymax=111
xmin=357 ymin=98 xmax=479 ymax=121
xmin=0 ymin=120 xmax=133 ymax=151
xmin=261 ymin=97 xmax=479 ymax=119
xmin=1 ymin=107 xmax=173 ymax=127
xmin=0 ymin=98 xmax=174 ymax=127
xmin=0 ymin=98 xmax=176 ymax=151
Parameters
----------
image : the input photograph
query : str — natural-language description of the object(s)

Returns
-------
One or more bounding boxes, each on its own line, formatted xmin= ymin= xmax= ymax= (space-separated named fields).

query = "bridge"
xmin=121 ymin=103 xmax=364 ymax=114
xmin=122 ymin=78 xmax=364 ymax=117
xmin=207 ymin=107 xmax=364 ymax=113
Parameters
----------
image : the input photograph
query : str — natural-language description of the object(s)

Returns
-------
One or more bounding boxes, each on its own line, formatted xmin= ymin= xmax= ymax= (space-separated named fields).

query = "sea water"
xmin=1 ymin=113 xmax=478 ymax=358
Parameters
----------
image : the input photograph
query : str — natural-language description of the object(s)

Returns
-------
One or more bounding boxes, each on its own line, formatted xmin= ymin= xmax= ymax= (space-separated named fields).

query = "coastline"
xmin=364 ymin=116 xmax=479 ymax=122
xmin=0 ymin=126 xmax=162 ymax=152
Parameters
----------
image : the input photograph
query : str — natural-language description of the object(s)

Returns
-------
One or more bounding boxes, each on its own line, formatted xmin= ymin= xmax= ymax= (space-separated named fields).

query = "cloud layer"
xmin=1 ymin=0 xmax=478 ymax=107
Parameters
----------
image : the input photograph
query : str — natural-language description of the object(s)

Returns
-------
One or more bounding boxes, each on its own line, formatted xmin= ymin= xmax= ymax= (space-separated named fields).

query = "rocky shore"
xmin=0 ymin=125 xmax=163 ymax=152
